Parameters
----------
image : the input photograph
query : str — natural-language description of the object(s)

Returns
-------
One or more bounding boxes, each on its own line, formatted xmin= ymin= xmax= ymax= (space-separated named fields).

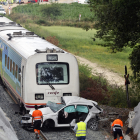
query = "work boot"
xmin=35 ymin=133 xmax=39 ymax=139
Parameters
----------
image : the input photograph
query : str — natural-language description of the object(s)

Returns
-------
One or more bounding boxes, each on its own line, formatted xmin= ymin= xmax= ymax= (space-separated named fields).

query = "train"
xmin=0 ymin=16 xmax=79 ymax=114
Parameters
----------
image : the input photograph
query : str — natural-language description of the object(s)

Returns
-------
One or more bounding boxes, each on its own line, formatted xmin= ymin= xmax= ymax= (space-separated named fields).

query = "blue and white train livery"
xmin=0 ymin=16 xmax=79 ymax=113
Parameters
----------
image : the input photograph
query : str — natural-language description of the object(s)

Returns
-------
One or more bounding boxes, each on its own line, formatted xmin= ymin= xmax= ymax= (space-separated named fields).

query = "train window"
xmin=13 ymin=62 xmax=15 ymax=75
xmin=0 ymin=50 xmax=2 ymax=62
xmin=18 ymin=68 xmax=21 ymax=82
xmin=5 ymin=55 xmax=7 ymax=67
xmin=15 ymin=65 xmax=18 ymax=78
xmin=10 ymin=59 xmax=12 ymax=72
xmin=36 ymin=62 xmax=69 ymax=85
xmin=7 ymin=57 xmax=9 ymax=70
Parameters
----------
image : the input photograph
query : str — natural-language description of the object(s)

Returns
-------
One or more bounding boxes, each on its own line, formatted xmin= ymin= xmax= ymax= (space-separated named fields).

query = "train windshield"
xmin=36 ymin=62 xmax=69 ymax=85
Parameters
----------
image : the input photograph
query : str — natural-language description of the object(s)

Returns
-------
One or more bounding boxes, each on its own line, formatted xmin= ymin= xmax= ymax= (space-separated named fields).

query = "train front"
xmin=24 ymin=50 xmax=79 ymax=110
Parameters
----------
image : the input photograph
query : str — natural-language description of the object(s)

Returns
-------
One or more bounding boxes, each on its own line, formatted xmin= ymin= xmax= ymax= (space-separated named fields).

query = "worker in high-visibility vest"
xmin=32 ymin=105 xmax=43 ymax=139
xmin=111 ymin=115 xmax=123 ymax=140
xmin=73 ymin=117 xmax=87 ymax=140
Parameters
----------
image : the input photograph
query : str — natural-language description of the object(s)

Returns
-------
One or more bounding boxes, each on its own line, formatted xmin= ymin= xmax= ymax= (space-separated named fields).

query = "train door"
xmin=22 ymin=66 xmax=24 ymax=98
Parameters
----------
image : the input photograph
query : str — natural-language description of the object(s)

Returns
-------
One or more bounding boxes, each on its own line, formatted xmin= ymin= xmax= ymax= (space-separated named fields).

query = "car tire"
xmin=87 ymin=118 xmax=98 ymax=131
xmin=42 ymin=119 xmax=55 ymax=129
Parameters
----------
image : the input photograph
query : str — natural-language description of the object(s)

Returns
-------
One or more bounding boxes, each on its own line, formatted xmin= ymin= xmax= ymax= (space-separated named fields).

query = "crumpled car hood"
xmin=29 ymin=107 xmax=54 ymax=115
xmin=62 ymin=96 xmax=97 ymax=106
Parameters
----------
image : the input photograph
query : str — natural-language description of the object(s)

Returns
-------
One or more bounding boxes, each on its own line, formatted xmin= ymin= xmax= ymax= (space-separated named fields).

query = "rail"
xmin=40 ymin=130 xmax=48 ymax=140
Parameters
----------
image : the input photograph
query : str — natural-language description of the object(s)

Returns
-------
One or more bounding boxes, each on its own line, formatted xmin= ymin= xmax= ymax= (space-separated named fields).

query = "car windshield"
xmin=47 ymin=101 xmax=65 ymax=112
xmin=0 ymin=9 xmax=4 ymax=11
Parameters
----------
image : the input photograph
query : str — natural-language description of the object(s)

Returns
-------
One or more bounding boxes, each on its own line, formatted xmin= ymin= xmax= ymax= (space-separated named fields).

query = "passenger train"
xmin=0 ymin=16 xmax=79 ymax=113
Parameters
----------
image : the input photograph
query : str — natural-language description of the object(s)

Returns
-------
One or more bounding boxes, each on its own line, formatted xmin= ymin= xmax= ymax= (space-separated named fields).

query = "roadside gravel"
xmin=0 ymin=85 xmax=38 ymax=140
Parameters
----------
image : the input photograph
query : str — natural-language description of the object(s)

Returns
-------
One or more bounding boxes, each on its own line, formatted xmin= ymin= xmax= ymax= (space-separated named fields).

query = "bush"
xmin=128 ymin=76 xmax=140 ymax=107
xmin=40 ymin=3 xmax=62 ymax=18
xmin=36 ymin=19 xmax=46 ymax=25
xmin=46 ymin=36 xmax=61 ymax=47
xmin=108 ymin=86 xmax=127 ymax=108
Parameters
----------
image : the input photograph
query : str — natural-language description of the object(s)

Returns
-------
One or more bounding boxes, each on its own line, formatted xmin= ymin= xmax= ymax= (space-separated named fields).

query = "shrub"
xmin=36 ymin=19 xmax=46 ymax=25
xmin=46 ymin=36 xmax=61 ymax=47
xmin=108 ymin=86 xmax=127 ymax=108
xmin=40 ymin=3 xmax=62 ymax=18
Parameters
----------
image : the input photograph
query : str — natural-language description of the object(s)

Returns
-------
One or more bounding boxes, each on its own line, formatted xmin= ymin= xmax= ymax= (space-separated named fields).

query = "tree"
xmin=88 ymin=0 xmax=140 ymax=79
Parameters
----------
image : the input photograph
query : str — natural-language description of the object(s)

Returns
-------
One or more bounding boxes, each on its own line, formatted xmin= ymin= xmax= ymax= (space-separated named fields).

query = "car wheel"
xmin=87 ymin=118 xmax=98 ymax=131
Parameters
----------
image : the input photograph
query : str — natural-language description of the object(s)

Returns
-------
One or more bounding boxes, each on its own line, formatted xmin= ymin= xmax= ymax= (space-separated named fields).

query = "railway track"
xmin=1 ymin=85 xmax=107 ymax=140
xmin=4 ymin=86 xmax=50 ymax=140
xmin=40 ymin=130 xmax=49 ymax=140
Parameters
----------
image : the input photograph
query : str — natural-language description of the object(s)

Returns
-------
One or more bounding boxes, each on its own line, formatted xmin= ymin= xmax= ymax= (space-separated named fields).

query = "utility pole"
xmin=124 ymin=65 xmax=130 ymax=107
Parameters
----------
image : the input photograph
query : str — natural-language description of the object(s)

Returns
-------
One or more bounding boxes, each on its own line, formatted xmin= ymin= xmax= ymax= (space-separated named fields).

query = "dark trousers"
xmin=34 ymin=120 xmax=41 ymax=130
xmin=113 ymin=129 xmax=123 ymax=139
xmin=77 ymin=136 xmax=86 ymax=140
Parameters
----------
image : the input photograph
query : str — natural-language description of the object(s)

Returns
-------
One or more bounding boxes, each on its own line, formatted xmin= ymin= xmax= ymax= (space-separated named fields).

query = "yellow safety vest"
xmin=76 ymin=122 xmax=86 ymax=137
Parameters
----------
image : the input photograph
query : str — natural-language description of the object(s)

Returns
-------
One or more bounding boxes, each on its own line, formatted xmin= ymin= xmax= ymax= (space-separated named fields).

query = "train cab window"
xmin=10 ymin=59 xmax=12 ymax=72
xmin=36 ymin=62 xmax=69 ymax=85
xmin=7 ymin=57 xmax=9 ymax=70
xmin=18 ymin=68 xmax=21 ymax=82
xmin=5 ymin=55 xmax=7 ymax=67
xmin=15 ymin=65 xmax=18 ymax=78
xmin=13 ymin=62 xmax=15 ymax=75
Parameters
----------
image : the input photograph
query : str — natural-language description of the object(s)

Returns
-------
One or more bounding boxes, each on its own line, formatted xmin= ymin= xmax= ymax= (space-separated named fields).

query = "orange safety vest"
xmin=32 ymin=110 xmax=43 ymax=121
xmin=111 ymin=119 xmax=123 ymax=129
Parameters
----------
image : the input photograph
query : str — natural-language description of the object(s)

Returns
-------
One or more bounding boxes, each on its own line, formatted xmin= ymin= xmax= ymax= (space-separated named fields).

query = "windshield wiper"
xmin=48 ymin=83 xmax=55 ymax=90
xmin=46 ymin=80 xmax=55 ymax=90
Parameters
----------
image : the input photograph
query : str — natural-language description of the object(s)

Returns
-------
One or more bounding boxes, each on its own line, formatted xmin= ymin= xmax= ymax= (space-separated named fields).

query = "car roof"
xmin=62 ymin=96 xmax=97 ymax=106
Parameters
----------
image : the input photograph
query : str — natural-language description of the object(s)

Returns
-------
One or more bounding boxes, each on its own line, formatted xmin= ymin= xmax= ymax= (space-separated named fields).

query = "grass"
xmin=12 ymin=3 xmax=94 ymax=21
xmin=40 ymin=26 xmax=133 ymax=76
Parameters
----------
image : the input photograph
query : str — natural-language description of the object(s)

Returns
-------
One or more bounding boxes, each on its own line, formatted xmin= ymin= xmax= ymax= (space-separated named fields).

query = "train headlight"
xmin=63 ymin=93 xmax=72 ymax=96
xmin=35 ymin=94 xmax=44 ymax=100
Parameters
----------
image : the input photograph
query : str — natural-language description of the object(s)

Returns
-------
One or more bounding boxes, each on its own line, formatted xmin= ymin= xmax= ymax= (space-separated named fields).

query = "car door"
xmin=57 ymin=105 xmax=76 ymax=126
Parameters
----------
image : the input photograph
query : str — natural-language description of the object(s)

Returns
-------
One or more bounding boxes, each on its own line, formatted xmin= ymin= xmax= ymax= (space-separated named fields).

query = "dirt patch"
xmin=76 ymin=56 xmax=125 ymax=87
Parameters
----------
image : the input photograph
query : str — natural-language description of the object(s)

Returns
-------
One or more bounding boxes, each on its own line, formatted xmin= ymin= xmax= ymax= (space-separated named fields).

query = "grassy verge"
xmin=12 ymin=3 xmax=94 ymax=21
xmin=79 ymin=64 xmax=139 ymax=108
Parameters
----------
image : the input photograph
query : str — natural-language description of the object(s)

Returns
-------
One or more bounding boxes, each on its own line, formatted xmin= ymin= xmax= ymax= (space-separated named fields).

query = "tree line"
xmin=88 ymin=0 xmax=140 ymax=82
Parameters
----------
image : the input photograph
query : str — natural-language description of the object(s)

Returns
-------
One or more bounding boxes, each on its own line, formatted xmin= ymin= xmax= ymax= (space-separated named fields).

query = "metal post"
xmin=124 ymin=65 xmax=130 ymax=107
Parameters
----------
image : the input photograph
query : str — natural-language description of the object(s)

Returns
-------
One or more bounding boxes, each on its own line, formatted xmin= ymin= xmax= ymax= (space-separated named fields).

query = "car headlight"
xmin=35 ymin=93 xmax=44 ymax=100
xmin=22 ymin=114 xmax=32 ymax=120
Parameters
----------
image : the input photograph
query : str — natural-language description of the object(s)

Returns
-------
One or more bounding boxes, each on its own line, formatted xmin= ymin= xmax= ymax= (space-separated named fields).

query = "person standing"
xmin=73 ymin=117 xmax=87 ymax=140
xmin=111 ymin=115 xmax=123 ymax=140
xmin=32 ymin=105 xmax=43 ymax=139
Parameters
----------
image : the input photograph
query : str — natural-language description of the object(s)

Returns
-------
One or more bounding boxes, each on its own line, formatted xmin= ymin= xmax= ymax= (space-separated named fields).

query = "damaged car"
xmin=20 ymin=96 xmax=103 ymax=131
